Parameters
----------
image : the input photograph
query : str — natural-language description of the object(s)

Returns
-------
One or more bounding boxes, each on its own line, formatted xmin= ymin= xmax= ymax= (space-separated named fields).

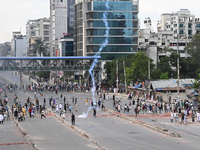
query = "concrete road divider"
xmin=45 ymin=107 xmax=107 ymax=150
xmin=105 ymin=109 xmax=181 ymax=138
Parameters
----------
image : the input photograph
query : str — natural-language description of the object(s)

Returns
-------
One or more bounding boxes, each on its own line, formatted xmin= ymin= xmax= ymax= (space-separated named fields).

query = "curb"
xmin=46 ymin=108 xmax=107 ymax=150
xmin=7 ymin=105 xmax=38 ymax=150
xmin=105 ymin=109 xmax=181 ymax=138
xmin=13 ymin=117 xmax=38 ymax=150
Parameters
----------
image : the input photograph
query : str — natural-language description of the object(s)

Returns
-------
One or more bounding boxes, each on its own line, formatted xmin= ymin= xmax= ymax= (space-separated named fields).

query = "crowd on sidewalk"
xmin=96 ymin=91 xmax=200 ymax=124
xmin=0 ymin=96 xmax=10 ymax=124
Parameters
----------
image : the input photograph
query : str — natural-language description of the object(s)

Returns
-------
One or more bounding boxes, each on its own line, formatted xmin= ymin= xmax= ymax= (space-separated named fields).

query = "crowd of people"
xmin=0 ymin=95 xmax=10 ymax=124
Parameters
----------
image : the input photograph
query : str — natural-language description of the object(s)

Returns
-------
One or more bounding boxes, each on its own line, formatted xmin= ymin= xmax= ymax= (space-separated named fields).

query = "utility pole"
xmin=116 ymin=59 xmax=118 ymax=91
xmin=177 ymin=58 xmax=180 ymax=99
xmin=123 ymin=60 xmax=127 ymax=93
xmin=20 ymin=60 xmax=23 ymax=88
xmin=177 ymin=34 xmax=180 ymax=100
xmin=148 ymin=58 xmax=150 ymax=98
xmin=64 ymin=71 xmax=66 ymax=84
xmin=185 ymin=34 xmax=188 ymax=58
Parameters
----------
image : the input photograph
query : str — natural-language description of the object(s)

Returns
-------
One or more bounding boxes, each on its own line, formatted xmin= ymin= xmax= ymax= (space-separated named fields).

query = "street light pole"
xmin=116 ymin=59 xmax=118 ymax=92
xmin=177 ymin=34 xmax=180 ymax=100
xmin=148 ymin=58 xmax=150 ymax=97
xmin=123 ymin=60 xmax=127 ymax=93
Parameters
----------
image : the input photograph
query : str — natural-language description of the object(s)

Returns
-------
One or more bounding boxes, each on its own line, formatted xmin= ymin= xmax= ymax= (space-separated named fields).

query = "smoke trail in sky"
xmin=78 ymin=0 xmax=110 ymax=118
xmin=88 ymin=0 xmax=110 ymax=101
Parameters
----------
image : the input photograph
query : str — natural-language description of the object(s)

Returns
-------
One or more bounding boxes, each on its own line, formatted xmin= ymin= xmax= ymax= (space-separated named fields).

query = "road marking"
xmin=0 ymin=79 xmax=4 ymax=84
xmin=0 ymin=142 xmax=29 ymax=146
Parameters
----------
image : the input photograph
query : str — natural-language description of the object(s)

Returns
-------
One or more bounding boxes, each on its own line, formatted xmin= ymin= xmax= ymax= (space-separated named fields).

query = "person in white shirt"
xmin=106 ymin=94 xmax=109 ymax=101
xmin=59 ymin=103 xmax=62 ymax=110
xmin=197 ymin=113 xmax=200 ymax=122
xmin=171 ymin=112 xmax=174 ymax=123
xmin=0 ymin=113 xmax=4 ymax=124
xmin=174 ymin=112 xmax=178 ymax=122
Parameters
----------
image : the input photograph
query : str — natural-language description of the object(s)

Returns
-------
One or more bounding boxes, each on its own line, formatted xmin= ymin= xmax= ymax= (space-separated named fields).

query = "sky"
xmin=1 ymin=0 xmax=200 ymax=43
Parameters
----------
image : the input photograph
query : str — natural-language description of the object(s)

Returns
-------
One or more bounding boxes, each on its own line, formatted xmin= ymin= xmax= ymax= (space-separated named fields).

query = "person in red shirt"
xmin=29 ymin=107 xmax=32 ymax=118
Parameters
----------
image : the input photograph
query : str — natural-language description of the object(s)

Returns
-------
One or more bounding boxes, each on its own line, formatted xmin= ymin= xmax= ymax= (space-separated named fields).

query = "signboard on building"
xmin=12 ymin=32 xmax=21 ymax=35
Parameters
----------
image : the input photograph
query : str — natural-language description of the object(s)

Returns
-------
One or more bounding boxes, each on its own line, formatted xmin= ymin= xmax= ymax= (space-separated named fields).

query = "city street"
xmin=0 ymin=72 xmax=200 ymax=150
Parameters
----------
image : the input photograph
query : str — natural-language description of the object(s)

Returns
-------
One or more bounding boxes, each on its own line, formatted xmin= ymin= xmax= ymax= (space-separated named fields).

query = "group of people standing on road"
xmin=11 ymin=95 xmax=47 ymax=121
xmin=124 ymin=93 xmax=200 ymax=124
xmin=0 ymin=96 xmax=10 ymax=124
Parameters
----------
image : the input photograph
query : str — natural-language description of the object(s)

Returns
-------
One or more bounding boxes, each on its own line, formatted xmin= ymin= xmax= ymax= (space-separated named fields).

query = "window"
xmin=44 ymin=37 xmax=49 ymax=41
xmin=179 ymin=43 xmax=186 ymax=46
xmin=61 ymin=0 xmax=63 ymax=2
xmin=179 ymin=24 xmax=184 ymax=28
xmin=188 ymin=30 xmax=192 ymax=35
xmin=44 ymin=25 xmax=49 ymax=29
xmin=52 ymin=4 xmax=55 ymax=10
xmin=179 ymin=30 xmax=184 ymax=34
xmin=188 ymin=23 xmax=192 ymax=28
xmin=174 ymin=24 xmax=177 ymax=27
xmin=196 ymin=24 xmax=200 ymax=28
xmin=70 ymin=18 xmax=73 ymax=21
xmin=44 ymin=31 xmax=49 ymax=35
xmin=145 ymin=39 xmax=148 ymax=42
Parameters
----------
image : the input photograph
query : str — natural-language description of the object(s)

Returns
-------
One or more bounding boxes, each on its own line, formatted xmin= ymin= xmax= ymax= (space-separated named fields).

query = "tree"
xmin=185 ymin=33 xmax=200 ymax=77
xmin=34 ymin=37 xmax=47 ymax=57
xmin=156 ymin=54 xmax=176 ymax=79
xmin=193 ymin=74 xmax=200 ymax=89
xmin=104 ymin=54 xmax=135 ymax=86
xmin=160 ymin=72 xmax=169 ymax=79
xmin=126 ymin=52 xmax=155 ymax=84
xmin=36 ymin=71 xmax=50 ymax=79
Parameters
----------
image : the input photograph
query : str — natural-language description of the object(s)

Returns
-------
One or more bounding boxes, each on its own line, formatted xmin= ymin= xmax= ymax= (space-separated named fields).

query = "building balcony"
xmin=85 ymin=43 xmax=138 ymax=46
xmin=86 ymin=18 xmax=138 ymax=21
xmin=86 ymin=27 xmax=139 ymax=29
xmin=86 ymin=10 xmax=139 ymax=13
xmin=86 ymin=35 xmax=138 ymax=37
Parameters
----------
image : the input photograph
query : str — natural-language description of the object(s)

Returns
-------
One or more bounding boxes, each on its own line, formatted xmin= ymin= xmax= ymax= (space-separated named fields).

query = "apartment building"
xmin=157 ymin=9 xmax=197 ymax=38
xmin=26 ymin=18 xmax=50 ymax=56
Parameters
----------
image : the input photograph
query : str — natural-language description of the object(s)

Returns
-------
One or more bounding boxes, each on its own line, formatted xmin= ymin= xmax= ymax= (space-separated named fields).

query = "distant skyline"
xmin=1 ymin=0 xmax=200 ymax=43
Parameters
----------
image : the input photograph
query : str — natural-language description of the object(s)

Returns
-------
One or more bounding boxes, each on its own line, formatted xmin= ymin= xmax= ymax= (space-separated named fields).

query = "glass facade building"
xmin=67 ymin=0 xmax=75 ymax=37
xmin=74 ymin=0 xmax=138 ymax=60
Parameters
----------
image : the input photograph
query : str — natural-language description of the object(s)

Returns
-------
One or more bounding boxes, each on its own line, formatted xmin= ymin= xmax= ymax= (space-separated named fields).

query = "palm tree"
xmin=34 ymin=37 xmax=47 ymax=57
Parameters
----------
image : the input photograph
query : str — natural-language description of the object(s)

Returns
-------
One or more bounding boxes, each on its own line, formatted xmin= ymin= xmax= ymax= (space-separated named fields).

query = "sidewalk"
xmin=0 ymin=117 xmax=32 ymax=150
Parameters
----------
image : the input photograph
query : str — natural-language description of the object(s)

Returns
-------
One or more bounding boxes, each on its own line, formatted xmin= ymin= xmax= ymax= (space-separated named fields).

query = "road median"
xmin=106 ymin=109 xmax=181 ymax=138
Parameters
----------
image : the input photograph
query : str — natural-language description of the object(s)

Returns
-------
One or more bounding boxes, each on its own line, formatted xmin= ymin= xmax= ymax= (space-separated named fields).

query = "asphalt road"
xmin=0 ymin=117 xmax=32 ymax=150
xmin=1 ymin=72 xmax=200 ymax=150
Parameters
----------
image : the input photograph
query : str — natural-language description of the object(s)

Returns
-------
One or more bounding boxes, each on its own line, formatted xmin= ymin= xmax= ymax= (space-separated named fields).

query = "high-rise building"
xmin=11 ymin=32 xmax=26 ymax=57
xmin=26 ymin=18 xmax=50 ymax=56
xmin=74 ymin=0 xmax=139 ymax=60
xmin=50 ymin=0 xmax=75 ymax=56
